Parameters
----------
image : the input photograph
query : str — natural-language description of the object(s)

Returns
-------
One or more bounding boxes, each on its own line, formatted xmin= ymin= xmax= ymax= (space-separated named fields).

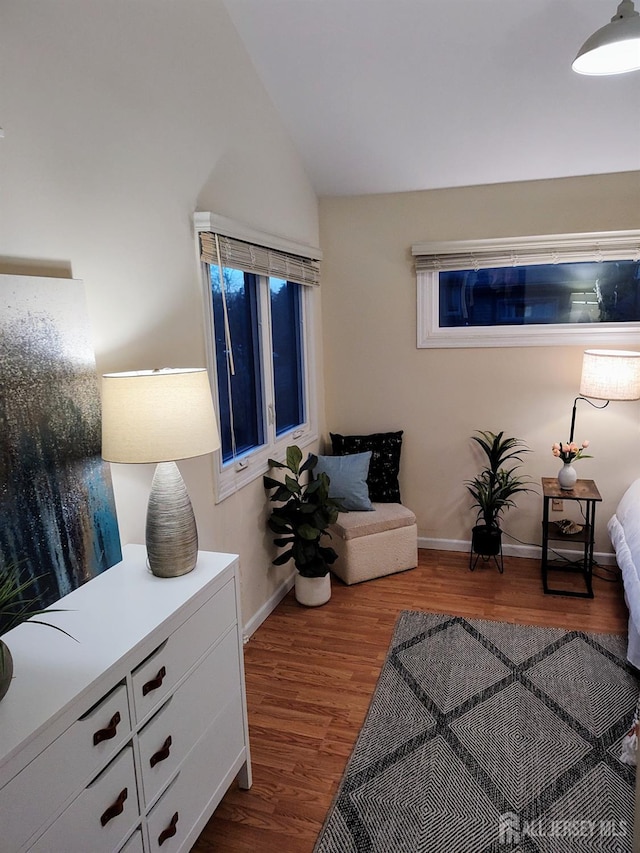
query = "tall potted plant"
xmin=465 ymin=430 xmax=534 ymax=565
xmin=264 ymin=445 xmax=343 ymax=606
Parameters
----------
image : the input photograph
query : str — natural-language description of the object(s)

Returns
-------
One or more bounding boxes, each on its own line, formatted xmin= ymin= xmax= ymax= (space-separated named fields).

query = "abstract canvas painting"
xmin=0 ymin=275 xmax=122 ymax=630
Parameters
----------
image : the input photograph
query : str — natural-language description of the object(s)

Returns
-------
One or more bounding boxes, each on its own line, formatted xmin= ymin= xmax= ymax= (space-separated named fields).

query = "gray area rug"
xmin=314 ymin=611 xmax=639 ymax=853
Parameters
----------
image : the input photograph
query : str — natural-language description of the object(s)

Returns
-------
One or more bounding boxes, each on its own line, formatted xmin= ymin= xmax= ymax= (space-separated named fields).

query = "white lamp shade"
xmin=572 ymin=0 xmax=640 ymax=74
xmin=101 ymin=368 xmax=220 ymax=463
xmin=579 ymin=349 xmax=640 ymax=401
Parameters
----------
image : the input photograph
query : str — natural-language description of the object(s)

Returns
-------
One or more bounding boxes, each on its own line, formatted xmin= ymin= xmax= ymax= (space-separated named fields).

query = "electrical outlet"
xmin=552 ymin=498 xmax=563 ymax=511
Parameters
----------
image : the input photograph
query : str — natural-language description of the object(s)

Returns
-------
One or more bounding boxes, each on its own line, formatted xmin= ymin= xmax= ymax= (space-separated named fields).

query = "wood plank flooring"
xmin=193 ymin=549 xmax=629 ymax=853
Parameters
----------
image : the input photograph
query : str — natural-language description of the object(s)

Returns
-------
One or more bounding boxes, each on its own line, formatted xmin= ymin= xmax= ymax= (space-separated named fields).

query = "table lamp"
xmin=101 ymin=368 xmax=220 ymax=577
xmin=569 ymin=349 xmax=640 ymax=442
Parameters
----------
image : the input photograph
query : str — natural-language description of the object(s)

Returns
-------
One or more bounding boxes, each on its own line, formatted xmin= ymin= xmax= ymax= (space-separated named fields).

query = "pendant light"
xmin=572 ymin=0 xmax=640 ymax=74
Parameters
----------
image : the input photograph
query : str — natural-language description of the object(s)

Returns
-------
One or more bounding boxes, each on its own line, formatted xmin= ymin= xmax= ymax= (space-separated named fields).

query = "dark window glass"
xmin=209 ymin=266 xmax=263 ymax=462
xmin=270 ymin=278 xmax=304 ymax=435
xmin=439 ymin=261 xmax=640 ymax=328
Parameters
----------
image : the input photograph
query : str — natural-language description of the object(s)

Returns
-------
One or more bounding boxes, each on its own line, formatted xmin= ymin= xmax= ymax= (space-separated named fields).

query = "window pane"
xmin=209 ymin=266 xmax=263 ymax=462
xmin=439 ymin=261 xmax=640 ymax=328
xmin=270 ymin=278 xmax=304 ymax=436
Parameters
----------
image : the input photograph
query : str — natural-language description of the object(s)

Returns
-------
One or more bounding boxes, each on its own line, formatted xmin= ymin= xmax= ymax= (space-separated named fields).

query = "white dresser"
xmin=0 ymin=544 xmax=251 ymax=853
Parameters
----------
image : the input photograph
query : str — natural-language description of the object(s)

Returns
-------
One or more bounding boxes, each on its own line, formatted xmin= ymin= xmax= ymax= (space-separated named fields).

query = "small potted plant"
xmin=465 ymin=430 xmax=534 ymax=566
xmin=0 ymin=564 xmax=74 ymax=702
xmin=264 ymin=445 xmax=343 ymax=606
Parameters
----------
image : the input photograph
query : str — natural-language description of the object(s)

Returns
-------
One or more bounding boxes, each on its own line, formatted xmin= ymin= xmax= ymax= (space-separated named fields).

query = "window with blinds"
xmin=413 ymin=231 xmax=640 ymax=348
xmin=196 ymin=214 xmax=321 ymax=500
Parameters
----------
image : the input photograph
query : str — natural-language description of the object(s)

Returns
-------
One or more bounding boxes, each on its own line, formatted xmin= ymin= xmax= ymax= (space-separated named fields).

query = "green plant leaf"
xmin=286 ymin=445 xmax=303 ymax=475
xmin=298 ymin=523 xmax=321 ymax=540
xmin=268 ymin=517 xmax=293 ymax=535
xmin=267 ymin=458 xmax=288 ymax=469
xmin=284 ymin=475 xmax=301 ymax=495
xmin=305 ymin=477 xmax=321 ymax=494
xmin=263 ymin=475 xmax=283 ymax=490
xmin=27 ymin=618 xmax=77 ymax=642
xmin=272 ymin=549 xmax=294 ymax=566
xmin=0 ymin=565 xmax=75 ymax=639
xmin=300 ymin=453 xmax=318 ymax=474
xmin=270 ymin=485 xmax=296 ymax=503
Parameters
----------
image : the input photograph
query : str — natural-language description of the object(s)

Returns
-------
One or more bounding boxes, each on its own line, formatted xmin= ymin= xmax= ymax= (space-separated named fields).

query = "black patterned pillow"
xmin=330 ymin=431 xmax=403 ymax=503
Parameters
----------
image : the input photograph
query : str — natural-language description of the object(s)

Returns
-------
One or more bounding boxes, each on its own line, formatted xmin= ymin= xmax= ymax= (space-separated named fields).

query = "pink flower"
xmin=552 ymin=439 xmax=591 ymax=463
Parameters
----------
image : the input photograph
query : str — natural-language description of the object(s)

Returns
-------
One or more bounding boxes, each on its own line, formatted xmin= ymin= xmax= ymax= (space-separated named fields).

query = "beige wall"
xmin=319 ymin=172 xmax=640 ymax=558
xmin=2 ymin=0 xmax=639 ymax=625
xmin=0 ymin=0 xmax=322 ymax=628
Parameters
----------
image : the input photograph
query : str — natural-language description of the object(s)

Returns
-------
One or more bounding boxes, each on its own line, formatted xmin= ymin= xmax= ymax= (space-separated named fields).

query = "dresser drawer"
xmin=0 ymin=682 xmax=131 ymax=851
xmin=146 ymin=694 xmax=246 ymax=853
xmin=119 ymin=828 xmax=145 ymax=853
xmin=138 ymin=628 xmax=240 ymax=805
xmin=131 ymin=579 xmax=236 ymax=722
xmin=30 ymin=745 xmax=139 ymax=853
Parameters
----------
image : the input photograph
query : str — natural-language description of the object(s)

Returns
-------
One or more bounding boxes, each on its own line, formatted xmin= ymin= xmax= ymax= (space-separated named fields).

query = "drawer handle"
xmin=149 ymin=735 xmax=172 ymax=768
xmin=100 ymin=787 xmax=128 ymax=827
xmin=158 ymin=811 xmax=179 ymax=846
xmin=142 ymin=665 xmax=166 ymax=696
xmin=93 ymin=711 xmax=122 ymax=746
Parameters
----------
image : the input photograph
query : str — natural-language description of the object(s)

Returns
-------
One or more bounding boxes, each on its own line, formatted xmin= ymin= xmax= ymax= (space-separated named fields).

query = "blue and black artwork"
xmin=0 ymin=276 xmax=122 ymax=634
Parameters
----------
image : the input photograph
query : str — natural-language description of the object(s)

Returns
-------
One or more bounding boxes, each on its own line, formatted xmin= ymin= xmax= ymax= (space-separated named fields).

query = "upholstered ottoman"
xmin=329 ymin=502 xmax=418 ymax=585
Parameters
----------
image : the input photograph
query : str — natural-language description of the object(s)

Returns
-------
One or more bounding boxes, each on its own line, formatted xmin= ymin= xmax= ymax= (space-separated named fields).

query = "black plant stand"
xmin=469 ymin=525 xmax=504 ymax=574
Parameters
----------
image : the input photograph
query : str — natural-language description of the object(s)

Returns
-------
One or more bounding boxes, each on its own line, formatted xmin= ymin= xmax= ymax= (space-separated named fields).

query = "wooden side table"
xmin=541 ymin=477 xmax=602 ymax=598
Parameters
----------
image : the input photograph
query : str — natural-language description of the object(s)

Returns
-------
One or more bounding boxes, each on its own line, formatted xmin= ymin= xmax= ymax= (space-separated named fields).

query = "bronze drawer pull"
xmin=142 ymin=665 xmax=166 ymax=696
xmin=93 ymin=711 xmax=121 ymax=746
xmin=158 ymin=811 xmax=179 ymax=846
xmin=100 ymin=787 xmax=128 ymax=827
xmin=149 ymin=735 xmax=172 ymax=768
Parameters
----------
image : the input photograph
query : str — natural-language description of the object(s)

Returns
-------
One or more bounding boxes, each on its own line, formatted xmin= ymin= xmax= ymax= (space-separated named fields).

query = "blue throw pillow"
xmin=315 ymin=452 xmax=374 ymax=512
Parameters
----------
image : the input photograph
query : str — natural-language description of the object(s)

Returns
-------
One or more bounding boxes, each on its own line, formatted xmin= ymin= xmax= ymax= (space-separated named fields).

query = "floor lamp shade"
xmin=101 ymin=368 xmax=220 ymax=578
xmin=579 ymin=350 xmax=640 ymax=401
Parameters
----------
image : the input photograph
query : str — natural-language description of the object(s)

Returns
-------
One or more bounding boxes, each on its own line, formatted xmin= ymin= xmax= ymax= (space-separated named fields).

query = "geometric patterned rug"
xmin=314 ymin=611 xmax=639 ymax=853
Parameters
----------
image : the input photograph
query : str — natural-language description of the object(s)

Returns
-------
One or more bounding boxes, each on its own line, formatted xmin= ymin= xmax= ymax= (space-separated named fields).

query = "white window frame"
xmin=195 ymin=214 xmax=320 ymax=502
xmin=413 ymin=230 xmax=640 ymax=348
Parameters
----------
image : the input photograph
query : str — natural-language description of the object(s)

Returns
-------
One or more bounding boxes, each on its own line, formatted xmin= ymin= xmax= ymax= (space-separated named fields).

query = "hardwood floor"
xmin=193 ymin=549 xmax=629 ymax=853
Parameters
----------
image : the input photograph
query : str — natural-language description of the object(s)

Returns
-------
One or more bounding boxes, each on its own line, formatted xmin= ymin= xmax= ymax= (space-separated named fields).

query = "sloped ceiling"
xmin=223 ymin=0 xmax=640 ymax=196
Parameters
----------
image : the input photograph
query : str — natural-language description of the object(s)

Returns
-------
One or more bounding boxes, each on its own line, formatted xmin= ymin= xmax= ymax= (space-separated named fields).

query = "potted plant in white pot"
xmin=465 ymin=430 xmax=534 ymax=569
xmin=264 ymin=445 xmax=343 ymax=606
xmin=0 ymin=564 xmax=74 ymax=701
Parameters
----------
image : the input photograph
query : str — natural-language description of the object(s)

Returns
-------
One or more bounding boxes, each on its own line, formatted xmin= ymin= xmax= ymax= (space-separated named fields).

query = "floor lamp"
xmin=569 ymin=349 xmax=640 ymax=443
xmin=101 ymin=368 xmax=220 ymax=578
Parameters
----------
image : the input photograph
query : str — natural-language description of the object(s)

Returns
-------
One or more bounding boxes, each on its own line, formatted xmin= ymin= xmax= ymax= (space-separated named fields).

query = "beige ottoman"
xmin=329 ymin=502 xmax=418 ymax=585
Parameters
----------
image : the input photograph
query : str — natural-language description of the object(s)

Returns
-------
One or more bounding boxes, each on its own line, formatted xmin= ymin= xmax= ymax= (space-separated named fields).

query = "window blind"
xmin=200 ymin=232 xmax=320 ymax=286
xmin=412 ymin=231 xmax=640 ymax=273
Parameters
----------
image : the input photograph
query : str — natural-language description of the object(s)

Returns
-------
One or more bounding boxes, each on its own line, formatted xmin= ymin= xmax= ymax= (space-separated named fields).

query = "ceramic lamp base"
xmin=146 ymin=461 xmax=198 ymax=577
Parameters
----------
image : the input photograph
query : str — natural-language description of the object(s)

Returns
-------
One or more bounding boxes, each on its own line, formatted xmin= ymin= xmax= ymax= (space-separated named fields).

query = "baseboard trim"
xmin=244 ymin=539 xmax=619 ymax=639
xmin=243 ymin=569 xmax=295 ymax=641
xmin=418 ymin=536 xmax=617 ymax=567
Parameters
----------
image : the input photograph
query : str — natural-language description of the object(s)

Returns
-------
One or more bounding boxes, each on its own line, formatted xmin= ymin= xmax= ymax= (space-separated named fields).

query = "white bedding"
xmin=607 ymin=477 xmax=640 ymax=670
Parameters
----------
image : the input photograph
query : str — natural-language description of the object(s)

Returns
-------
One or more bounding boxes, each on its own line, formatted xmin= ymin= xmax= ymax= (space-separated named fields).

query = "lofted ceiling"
xmin=223 ymin=0 xmax=640 ymax=196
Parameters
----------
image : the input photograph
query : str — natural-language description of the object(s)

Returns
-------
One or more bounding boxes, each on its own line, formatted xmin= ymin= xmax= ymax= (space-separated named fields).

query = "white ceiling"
xmin=223 ymin=0 xmax=640 ymax=196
